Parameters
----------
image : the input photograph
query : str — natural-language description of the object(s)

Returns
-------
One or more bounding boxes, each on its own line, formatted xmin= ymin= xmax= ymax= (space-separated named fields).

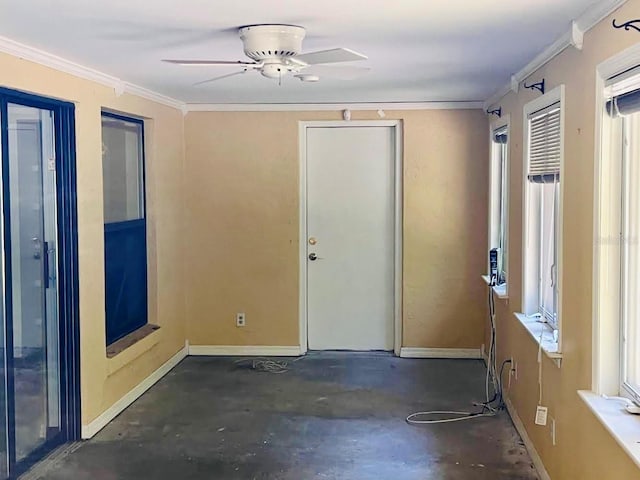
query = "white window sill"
xmin=513 ymin=312 xmax=562 ymax=366
xmin=493 ymin=283 xmax=508 ymax=299
xmin=480 ymin=275 xmax=509 ymax=299
xmin=578 ymin=390 xmax=640 ymax=469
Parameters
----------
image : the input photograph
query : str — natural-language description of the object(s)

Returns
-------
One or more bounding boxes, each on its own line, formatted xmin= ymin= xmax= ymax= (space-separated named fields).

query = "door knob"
xmin=308 ymin=253 xmax=318 ymax=261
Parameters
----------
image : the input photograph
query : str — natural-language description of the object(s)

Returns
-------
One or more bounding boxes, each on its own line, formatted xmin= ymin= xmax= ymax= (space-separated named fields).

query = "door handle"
xmin=32 ymin=237 xmax=42 ymax=259
xmin=43 ymin=241 xmax=49 ymax=288
xmin=308 ymin=253 xmax=323 ymax=261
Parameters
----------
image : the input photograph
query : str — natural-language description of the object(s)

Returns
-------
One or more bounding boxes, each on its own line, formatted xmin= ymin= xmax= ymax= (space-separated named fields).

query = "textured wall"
xmin=0 ymin=51 xmax=187 ymax=426
xmin=184 ymin=109 xmax=489 ymax=349
xmin=485 ymin=0 xmax=640 ymax=477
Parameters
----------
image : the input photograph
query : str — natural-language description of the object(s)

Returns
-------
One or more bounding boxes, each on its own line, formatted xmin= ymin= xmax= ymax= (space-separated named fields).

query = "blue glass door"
xmin=5 ymin=103 xmax=62 ymax=475
xmin=9 ymin=103 xmax=61 ymax=463
xmin=0 ymin=89 xmax=80 ymax=480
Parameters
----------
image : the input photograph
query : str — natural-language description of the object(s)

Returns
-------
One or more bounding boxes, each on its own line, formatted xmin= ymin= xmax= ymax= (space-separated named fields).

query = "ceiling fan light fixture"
xmin=166 ymin=23 xmax=369 ymax=86
xmin=261 ymin=62 xmax=288 ymax=79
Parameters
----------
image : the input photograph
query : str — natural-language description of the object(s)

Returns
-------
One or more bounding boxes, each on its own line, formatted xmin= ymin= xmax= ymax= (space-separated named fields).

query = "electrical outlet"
xmin=236 ymin=312 xmax=246 ymax=327
xmin=508 ymin=359 xmax=517 ymax=389
xmin=550 ymin=417 xmax=556 ymax=446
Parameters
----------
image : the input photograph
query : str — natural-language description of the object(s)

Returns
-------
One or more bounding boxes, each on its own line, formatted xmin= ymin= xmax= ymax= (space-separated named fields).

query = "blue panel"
xmin=104 ymin=219 xmax=148 ymax=345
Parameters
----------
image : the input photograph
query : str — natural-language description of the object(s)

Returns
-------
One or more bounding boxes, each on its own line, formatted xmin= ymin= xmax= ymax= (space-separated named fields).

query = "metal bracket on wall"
xmin=486 ymin=107 xmax=502 ymax=118
xmin=612 ymin=19 xmax=640 ymax=33
xmin=524 ymin=79 xmax=545 ymax=95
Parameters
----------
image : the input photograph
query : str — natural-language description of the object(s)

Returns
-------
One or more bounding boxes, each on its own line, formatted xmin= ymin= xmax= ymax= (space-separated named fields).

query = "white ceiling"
xmin=0 ymin=0 xmax=600 ymax=104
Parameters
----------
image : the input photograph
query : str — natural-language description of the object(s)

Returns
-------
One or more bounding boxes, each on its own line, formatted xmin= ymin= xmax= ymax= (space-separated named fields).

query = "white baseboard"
xmin=399 ymin=347 xmax=483 ymax=359
xmin=188 ymin=345 xmax=303 ymax=357
xmin=81 ymin=344 xmax=188 ymax=439
xmin=504 ymin=397 xmax=552 ymax=480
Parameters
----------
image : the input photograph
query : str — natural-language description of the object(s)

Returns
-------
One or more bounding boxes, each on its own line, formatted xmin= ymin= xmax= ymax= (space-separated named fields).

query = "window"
xmin=621 ymin=110 xmax=640 ymax=402
xmin=601 ymin=69 xmax=640 ymax=403
xmin=101 ymin=112 xmax=148 ymax=345
xmin=489 ymin=126 xmax=508 ymax=285
xmin=583 ymin=48 xmax=640 ymax=467
xmin=522 ymin=87 xmax=563 ymax=341
xmin=102 ymin=115 xmax=144 ymax=223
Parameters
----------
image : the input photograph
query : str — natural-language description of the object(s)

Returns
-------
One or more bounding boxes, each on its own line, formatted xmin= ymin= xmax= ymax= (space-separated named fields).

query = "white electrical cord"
xmin=486 ymin=281 xmax=499 ymax=403
xmin=406 ymin=410 xmax=495 ymax=424
xmin=537 ymin=329 xmax=543 ymax=405
xmin=234 ymin=357 xmax=302 ymax=374
xmin=406 ymin=281 xmax=509 ymax=425
xmin=602 ymin=394 xmax=640 ymax=414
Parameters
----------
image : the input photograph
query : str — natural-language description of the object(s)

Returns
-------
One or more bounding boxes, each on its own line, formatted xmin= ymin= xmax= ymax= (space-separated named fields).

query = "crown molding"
xmin=0 ymin=35 xmax=119 ymax=87
xmin=576 ymin=0 xmax=627 ymax=32
xmin=186 ymin=101 xmax=484 ymax=112
xmin=483 ymin=0 xmax=629 ymax=110
xmin=0 ymin=35 xmax=185 ymax=111
xmin=122 ymin=83 xmax=185 ymax=111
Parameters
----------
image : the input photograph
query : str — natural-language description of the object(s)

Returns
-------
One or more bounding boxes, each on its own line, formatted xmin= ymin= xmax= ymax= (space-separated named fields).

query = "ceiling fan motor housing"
xmin=239 ymin=24 xmax=306 ymax=61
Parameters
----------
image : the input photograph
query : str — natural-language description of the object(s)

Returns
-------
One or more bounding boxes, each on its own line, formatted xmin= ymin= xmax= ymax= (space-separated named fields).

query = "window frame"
xmin=596 ymin=74 xmax=640 ymax=404
xmin=592 ymin=43 xmax=640 ymax=404
xmin=488 ymin=117 xmax=510 ymax=289
xmin=619 ymin=111 xmax=640 ymax=404
xmin=101 ymin=111 xmax=146 ymax=223
xmin=521 ymin=85 xmax=565 ymax=350
xmin=100 ymin=110 xmax=149 ymax=346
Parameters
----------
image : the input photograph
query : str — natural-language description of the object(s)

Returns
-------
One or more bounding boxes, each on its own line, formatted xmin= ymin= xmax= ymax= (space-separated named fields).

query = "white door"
xmin=306 ymin=126 xmax=395 ymax=350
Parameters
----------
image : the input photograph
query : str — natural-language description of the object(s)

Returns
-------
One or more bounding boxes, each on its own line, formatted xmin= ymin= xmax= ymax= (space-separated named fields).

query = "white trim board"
xmin=187 ymin=102 xmax=483 ymax=112
xmin=399 ymin=348 xmax=483 ymax=359
xmin=188 ymin=345 xmax=303 ymax=356
xmin=0 ymin=36 xmax=484 ymax=113
xmin=505 ymin=397 xmax=552 ymax=480
xmin=81 ymin=344 xmax=188 ymax=439
xmin=484 ymin=0 xmax=629 ymax=109
xmin=298 ymin=120 xmax=403 ymax=356
xmin=0 ymin=35 xmax=186 ymax=111
xmin=579 ymin=390 xmax=640 ymax=470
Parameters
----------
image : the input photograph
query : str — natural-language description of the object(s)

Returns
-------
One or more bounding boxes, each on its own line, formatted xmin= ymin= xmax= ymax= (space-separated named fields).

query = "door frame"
xmin=0 ymin=87 xmax=81 ymax=477
xmin=298 ymin=120 xmax=403 ymax=355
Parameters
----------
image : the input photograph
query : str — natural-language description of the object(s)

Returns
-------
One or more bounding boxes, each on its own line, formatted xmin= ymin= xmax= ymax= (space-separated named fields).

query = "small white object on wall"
xmin=535 ymin=405 xmax=549 ymax=426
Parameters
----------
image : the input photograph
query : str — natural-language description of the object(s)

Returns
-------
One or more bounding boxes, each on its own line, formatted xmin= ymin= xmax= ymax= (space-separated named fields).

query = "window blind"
xmin=528 ymin=103 xmax=561 ymax=183
xmin=606 ymin=88 xmax=640 ymax=117
xmin=493 ymin=127 xmax=508 ymax=144
xmin=605 ymin=64 xmax=640 ymax=117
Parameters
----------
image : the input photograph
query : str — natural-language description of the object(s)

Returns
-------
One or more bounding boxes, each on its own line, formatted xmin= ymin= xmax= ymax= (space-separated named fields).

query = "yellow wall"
xmin=184 ymin=109 xmax=489 ymax=349
xmin=0 ymin=52 xmax=187 ymax=425
xmin=3 ymin=3 xmax=638 ymax=475
xmin=0 ymin=48 xmax=489 ymax=430
xmin=486 ymin=0 xmax=640 ymax=477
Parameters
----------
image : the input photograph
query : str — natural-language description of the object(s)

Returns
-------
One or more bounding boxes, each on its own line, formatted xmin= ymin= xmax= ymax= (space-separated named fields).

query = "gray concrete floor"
xmin=35 ymin=353 xmax=538 ymax=480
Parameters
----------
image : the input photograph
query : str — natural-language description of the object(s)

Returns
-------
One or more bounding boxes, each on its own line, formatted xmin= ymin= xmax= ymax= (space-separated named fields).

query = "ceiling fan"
xmin=163 ymin=24 xmax=370 ymax=85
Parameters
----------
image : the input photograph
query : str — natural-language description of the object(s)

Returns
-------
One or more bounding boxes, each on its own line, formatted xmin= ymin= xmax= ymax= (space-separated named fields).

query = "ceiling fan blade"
xmin=301 ymin=65 xmax=371 ymax=80
xmin=293 ymin=48 xmax=367 ymax=65
xmin=193 ymin=70 xmax=250 ymax=86
xmin=163 ymin=59 xmax=258 ymax=66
